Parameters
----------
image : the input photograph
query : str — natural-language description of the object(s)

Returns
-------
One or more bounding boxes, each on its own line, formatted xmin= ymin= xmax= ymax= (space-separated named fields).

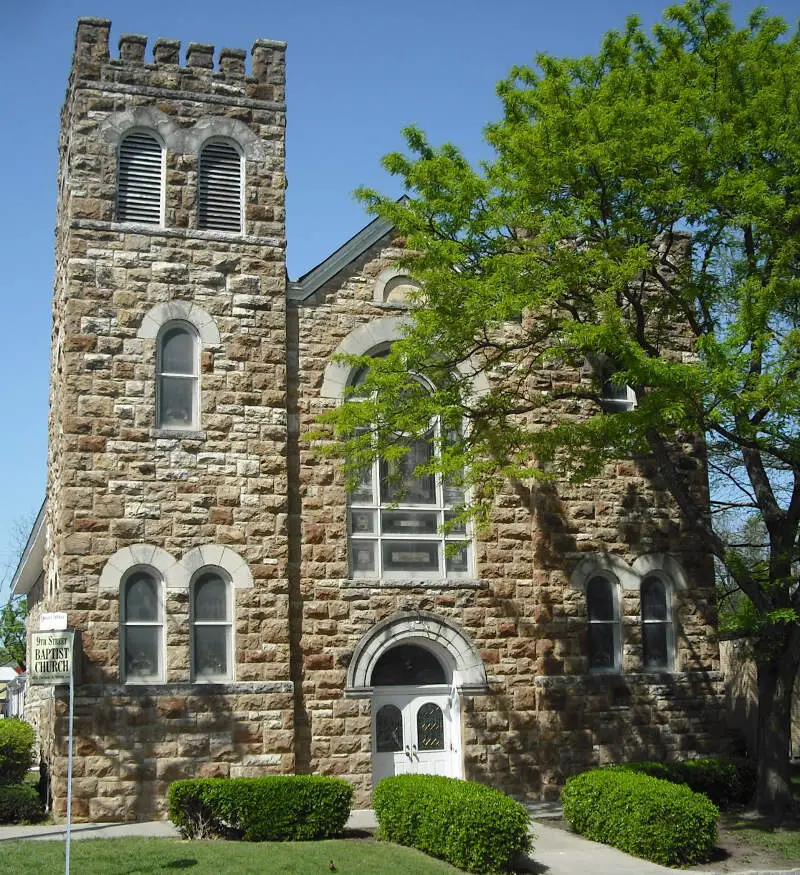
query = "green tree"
xmin=325 ymin=1 xmax=800 ymax=818
xmin=0 ymin=599 xmax=26 ymax=672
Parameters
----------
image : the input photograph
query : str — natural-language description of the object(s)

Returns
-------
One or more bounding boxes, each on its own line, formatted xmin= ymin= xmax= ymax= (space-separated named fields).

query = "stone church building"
xmin=12 ymin=19 xmax=727 ymax=822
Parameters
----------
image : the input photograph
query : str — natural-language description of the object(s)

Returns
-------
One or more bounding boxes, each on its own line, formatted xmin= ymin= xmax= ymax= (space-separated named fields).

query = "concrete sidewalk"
xmin=1 ymin=809 xmax=798 ymax=875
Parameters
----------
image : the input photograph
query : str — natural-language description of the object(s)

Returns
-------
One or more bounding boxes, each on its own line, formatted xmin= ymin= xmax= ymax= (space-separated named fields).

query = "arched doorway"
xmin=346 ymin=612 xmax=488 ymax=787
xmin=371 ymin=643 xmax=460 ymax=782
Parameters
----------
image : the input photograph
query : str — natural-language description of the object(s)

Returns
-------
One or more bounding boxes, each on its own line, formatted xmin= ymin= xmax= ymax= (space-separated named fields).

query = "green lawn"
xmin=0 ymin=837 xmax=462 ymax=874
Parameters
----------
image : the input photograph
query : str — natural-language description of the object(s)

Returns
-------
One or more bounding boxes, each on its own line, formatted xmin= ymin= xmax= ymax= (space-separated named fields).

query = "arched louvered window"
xmin=157 ymin=322 xmax=199 ymax=430
xmin=117 ymin=131 xmax=164 ymax=225
xmin=198 ymin=139 xmax=243 ymax=233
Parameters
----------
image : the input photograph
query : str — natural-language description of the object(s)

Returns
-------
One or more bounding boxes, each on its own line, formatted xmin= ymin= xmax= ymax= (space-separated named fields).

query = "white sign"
xmin=40 ymin=612 xmax=68 ymax=631
xmin=30 ymin=630 xmax=75 ymax=685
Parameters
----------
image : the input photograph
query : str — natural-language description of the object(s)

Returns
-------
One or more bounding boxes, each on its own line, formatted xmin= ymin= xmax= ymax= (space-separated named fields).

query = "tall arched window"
xmin=157 ymin=322 xmax=199 ymax=430
xmin=198 ymin=139 xmax=243 ymax=232
xmin=348 ymin=361 xmax=470 ymax=580
xmin=586 ymin=575 xmax=621 ymax=671
xmin=122 ymin=569 xmax=163 ymax=683
xmin=641 ymin=576 xmax=673 ymax=670
xmin=191 ymin=570 xmax=232 ymax=681
xmin=116 ymin=130 xmax=164 ymax=225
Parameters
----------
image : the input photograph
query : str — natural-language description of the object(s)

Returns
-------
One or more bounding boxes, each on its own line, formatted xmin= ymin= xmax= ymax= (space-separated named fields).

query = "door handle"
xmin=411 ymin=744 xmax=418 ymax=760
xmin=404 ymin=745 xmax=412 ymax=759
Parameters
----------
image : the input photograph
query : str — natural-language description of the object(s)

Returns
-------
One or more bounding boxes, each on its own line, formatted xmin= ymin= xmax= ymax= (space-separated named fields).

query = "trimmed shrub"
xmin=561 ymin=768 xmax=718 ymax=867
xmin=372 ymin=774 xmax=532 ymax=875
xmin=621 ymin=756 xmax=756 ymax=808
xmin=167 ymin=775 xmax=353 ymax=841
xmin=0 ymin=784 xmax=46 ymax=824
xmin=0 ymin=720 xmax=36 ymax=786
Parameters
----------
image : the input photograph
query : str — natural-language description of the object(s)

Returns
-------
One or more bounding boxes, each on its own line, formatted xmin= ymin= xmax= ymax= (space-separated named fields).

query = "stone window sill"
xmin=151 ymin=428 xmax=207 ymax=440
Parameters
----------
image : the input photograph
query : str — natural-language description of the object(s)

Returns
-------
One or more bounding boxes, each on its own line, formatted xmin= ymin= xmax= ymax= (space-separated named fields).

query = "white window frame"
xmin=640 ymin=574 xmax=675 ymax=671
xmin=116 ymin=128 xmax=166 ymax=226
xmin=156 ymin=320 xmax=200 ymax=431
xmin=347 ymin=370 xmax=472 ymax=582
xmin=121 ymin=566 xmax=165 ymax=684
xmin=586 ymin=574 xmax=622 ymax=673
xmin=197 ymin=137 xmax=244 ymax=233
xmin=190 ymin=568 xmax=233 ymax=683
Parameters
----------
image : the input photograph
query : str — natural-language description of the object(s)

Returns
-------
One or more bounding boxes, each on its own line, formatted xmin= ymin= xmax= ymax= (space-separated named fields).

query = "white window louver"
xmin=117 ymin=132 xmax=163 ymax=225
xmin=199 ymin=142 xmax=243 ymax=232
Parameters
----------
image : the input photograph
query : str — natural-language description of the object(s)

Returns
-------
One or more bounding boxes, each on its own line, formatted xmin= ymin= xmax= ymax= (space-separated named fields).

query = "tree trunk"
xmin=755 ymin=656 xmax=797 ymax=819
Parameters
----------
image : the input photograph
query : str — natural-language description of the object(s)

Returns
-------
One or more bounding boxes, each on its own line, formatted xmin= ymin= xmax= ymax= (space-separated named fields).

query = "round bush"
xmin=168 ymin=775 xmax=353 ymax=841
xmin=0 ymin=784 xmax=46 ymax=824
xmin=561 ymin=768 xmax=718 ymax=867
xmin=0 ymin=720 xmax=36 ymax=786
xmin=373 ymin=774 xmax=532 ymax=875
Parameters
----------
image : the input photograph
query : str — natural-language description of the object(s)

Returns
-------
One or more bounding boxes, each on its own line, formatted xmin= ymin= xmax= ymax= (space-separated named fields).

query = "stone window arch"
xmin=137 ymin=301 xmax=221 ymax=435
xmin=346 ymin=611 xmax=487 ymax=696
xmin=373 ymin=268 xmax=421 ymax=305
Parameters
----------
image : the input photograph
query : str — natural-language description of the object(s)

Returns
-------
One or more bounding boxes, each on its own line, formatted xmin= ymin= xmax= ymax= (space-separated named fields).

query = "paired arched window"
xmin=583 ymin=569 xmax=675 ymax=672
xmin=348 ymin=357 xmax=470 ymax=580
xmin=586 ymin=575 xmax=621 ymax=672
xmin=191 ymin=570 xmax=232 ymax=681
xmin=641 ymin=576 xmax=674 ymax=670
xmin=156 ymin=322 xmax=199 ymax=430
xmin=198 ymin=139 xmax=244 ymax=233
xmin=115 ymin=131 xmax=244 ymax=233
xmin=116 ymin=131 xmax=165 ymax=225
xmin=121 ymin=569 xmax=164 ymax=683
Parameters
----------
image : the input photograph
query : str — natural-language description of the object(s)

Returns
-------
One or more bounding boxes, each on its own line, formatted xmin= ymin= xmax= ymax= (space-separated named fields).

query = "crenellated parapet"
xmin=73 ymin=17 xmax=286 ymax=102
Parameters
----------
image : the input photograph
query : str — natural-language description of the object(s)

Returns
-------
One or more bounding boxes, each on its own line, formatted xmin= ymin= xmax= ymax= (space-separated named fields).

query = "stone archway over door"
xmin=346 ymin=612 xmax=487 ymax=787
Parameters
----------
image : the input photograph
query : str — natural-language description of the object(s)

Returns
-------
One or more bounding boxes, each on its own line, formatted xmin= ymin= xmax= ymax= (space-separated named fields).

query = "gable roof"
xmin=288 ymin=198 xmax=407 ymax=302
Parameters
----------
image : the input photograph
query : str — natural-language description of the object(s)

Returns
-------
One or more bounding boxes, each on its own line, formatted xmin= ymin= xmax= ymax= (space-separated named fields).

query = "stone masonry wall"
xmin=292 ymin=234 xmax=725 ymax=806
xmin=42 ymin=19 xmax=293 ymax=820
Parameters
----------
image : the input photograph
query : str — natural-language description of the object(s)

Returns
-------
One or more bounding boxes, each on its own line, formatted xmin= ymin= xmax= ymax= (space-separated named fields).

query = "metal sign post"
xmin=30 ymin=618 xmax=76 ymax=875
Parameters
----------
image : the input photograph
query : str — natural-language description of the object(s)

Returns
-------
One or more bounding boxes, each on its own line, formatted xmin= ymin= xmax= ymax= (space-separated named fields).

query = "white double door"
xmin=372 ymin=685 xmax=462 ymax=785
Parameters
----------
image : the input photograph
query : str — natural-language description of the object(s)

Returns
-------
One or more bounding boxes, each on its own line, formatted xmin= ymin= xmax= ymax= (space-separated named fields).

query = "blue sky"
xmin=1 ymin=0 xmax=797 ymax=590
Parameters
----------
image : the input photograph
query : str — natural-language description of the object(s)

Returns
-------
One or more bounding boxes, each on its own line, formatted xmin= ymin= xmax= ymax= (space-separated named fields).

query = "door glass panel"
xmin=417 ymin=702 xmax=444 ymax=751
xmin=375 ymin=704 xmax=404 ymax=752
xmin=382 ymin=510 xmax=438 ymax=535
